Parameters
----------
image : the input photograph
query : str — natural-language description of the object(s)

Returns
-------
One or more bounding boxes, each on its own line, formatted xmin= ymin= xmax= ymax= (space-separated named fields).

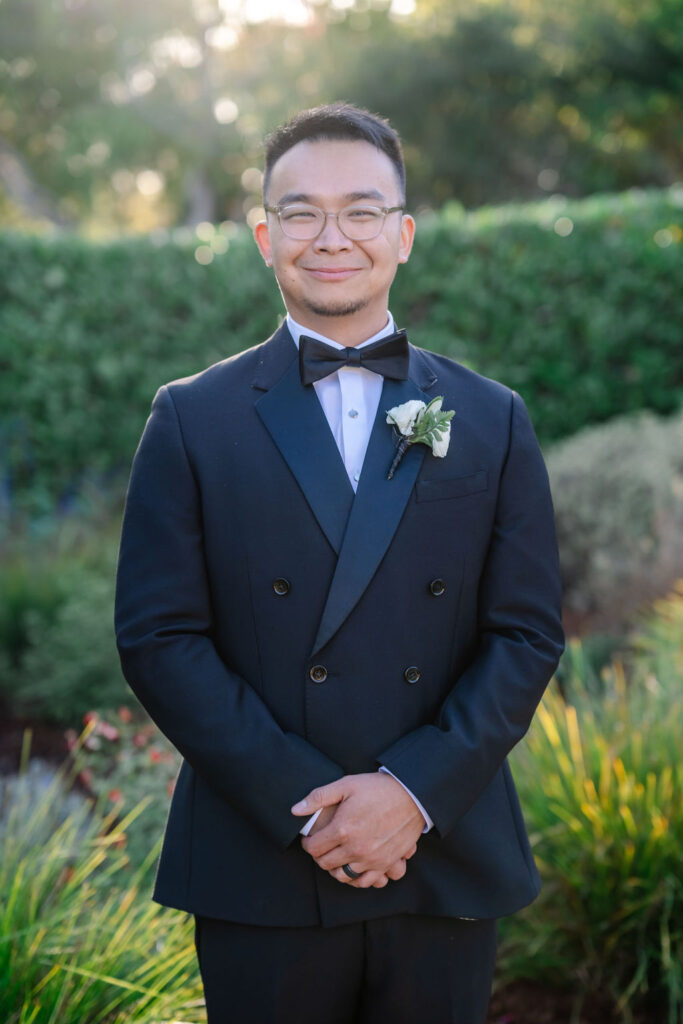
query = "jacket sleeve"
xmin=114 ymin=385 xmax=344 ymax=850
xmin=377 ymin=390 xmax=565 ymax=838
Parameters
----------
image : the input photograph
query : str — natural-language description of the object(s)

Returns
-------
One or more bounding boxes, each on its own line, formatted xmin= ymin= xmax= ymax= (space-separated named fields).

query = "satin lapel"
xmin=255 ymin=354 xmax=354 ymax=555
xmin=311 ymin=374 xmax=432 ymax=655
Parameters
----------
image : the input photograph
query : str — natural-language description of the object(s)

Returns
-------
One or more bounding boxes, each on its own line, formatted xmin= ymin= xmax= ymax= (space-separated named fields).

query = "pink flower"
xmin=97 ymin=721 xmax=120 ymax=742
xmin=117 ymin=706 xmax=133 ymax=723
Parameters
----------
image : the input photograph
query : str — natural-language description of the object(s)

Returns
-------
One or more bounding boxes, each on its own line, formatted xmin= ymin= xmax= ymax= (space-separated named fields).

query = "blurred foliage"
xmin=502 ymin=581 xmax=683 ymax=1022
xmin=547 ymin=407 xmax=683 ymax=629
xmin=0 ymin=533 xmax=131 ymax=724
xmin=0 ymin=186 xmax=681 ymax=520
xmin=70 ymin=707 xmax=181 ymax=871
xmin=0 ymin=0 xmax=681 ymax=231
xmin=0 ymin=729 xmax=204 ymax=1023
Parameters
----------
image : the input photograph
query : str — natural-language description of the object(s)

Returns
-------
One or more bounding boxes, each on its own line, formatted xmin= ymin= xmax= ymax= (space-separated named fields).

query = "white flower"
xmin=385 ymin=394 xmax=455 ymax=479
xmin=386 ymin=399 xmax=426 ymax=437
xmin=431 ymin=421 xmax=451 ymax=458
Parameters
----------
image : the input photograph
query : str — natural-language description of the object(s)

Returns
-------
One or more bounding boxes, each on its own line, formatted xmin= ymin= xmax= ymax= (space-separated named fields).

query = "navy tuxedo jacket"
xmin=114 ymin=323 xmax=564 ymax=927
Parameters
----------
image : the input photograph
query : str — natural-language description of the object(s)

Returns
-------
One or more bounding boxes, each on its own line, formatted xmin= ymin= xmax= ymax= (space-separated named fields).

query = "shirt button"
xmin=429 ymin=578 xmax=446 ymax=596
xmin=273 ymin=578 xmax=290 ymax=595
xmin=353 ymin=471 xmax=360 ymax=482
xmin=309 ymin=665 xmax=328 ymax=684
xmin=348 ymin=409 xmax=359 ymax=418
xmin=404 ymin=666 xmax=421 ymax=685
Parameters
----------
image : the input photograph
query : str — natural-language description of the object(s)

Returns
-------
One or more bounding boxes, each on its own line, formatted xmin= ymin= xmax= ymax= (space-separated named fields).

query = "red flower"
xmin=108 ymin=788 xmax=123 ymax=802
xmin=83 ymin=711 xmax=99 ymax=726
xmin=117 ymin=706 xmax=133 ymax=723
xmin=149 ymin=748 xmax=162 ymax=763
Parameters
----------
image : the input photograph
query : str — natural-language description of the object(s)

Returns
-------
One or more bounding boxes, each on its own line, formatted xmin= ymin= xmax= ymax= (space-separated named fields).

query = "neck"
xmin=288 ymin=305 xmax=391 ymax=348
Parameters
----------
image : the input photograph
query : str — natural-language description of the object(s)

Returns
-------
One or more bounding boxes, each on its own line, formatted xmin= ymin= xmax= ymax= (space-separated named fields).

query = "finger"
xmin=404 ymin=843 xmax=418 ymax=860
xmin=302 ymin=819 xmax=355 ymax=861
xmin=385 ymin=859 xmax=407 ymax=881
xmin=291 ymin=779 xmax=347 ymax=817
xmin=328 ymin=867 xmax=388 ymax=889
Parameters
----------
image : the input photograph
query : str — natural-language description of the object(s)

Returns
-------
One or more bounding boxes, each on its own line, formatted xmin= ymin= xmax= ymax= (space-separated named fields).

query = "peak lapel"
xmin=254 ymin=328 xmax=355 ymax=555
xmin=311 ymin=364 xmax=436 ymax=656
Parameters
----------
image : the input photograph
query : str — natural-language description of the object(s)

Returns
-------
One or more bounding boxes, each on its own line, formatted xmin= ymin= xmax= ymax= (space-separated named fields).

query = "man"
xmin=115 ymin=103 xmax=564 ymax=1023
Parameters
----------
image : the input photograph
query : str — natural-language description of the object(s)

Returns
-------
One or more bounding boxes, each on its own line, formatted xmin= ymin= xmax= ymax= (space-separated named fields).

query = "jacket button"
xmin=404 ymin=666 xmax=421 ymax=685
xmin=429 ymin=578 xmax=446 ymax=596
xmin=273 ymin=577 xmax=290 ymax=595
xmin=309 ymin=665 xmax=328 ymax=683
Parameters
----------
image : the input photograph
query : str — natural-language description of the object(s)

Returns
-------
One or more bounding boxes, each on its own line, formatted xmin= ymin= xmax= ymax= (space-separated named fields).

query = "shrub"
xmin=547 ymin=407 xmax=683 ymax=630
xmin=70 ymin=707 xmax=181 ymax=870
xmin=0 ymin=731 xmax=203 ymax=1024
xmin=501 ymin=582 xmax=683 ymax=1022
xmin=5 ymin=559 xmax=130 ymax=725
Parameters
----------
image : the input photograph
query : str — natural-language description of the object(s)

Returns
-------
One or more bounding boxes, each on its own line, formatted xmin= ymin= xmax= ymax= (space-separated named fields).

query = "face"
xmin=254 ymin=139 xmax=415 ymax=340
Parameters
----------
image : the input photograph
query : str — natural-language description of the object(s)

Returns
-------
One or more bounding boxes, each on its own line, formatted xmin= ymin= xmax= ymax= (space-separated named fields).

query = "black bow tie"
xmin=299 ymin=330 xmax=410 ymax=386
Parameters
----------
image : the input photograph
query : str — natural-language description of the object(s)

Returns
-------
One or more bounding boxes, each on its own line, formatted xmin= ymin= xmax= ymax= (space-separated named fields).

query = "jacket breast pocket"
xmin=415 ymin=470 xmax=488 ymax=503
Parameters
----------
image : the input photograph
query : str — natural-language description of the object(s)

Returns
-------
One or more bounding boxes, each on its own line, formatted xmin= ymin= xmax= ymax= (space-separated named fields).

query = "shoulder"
xmin=411 ymin=343 xmax=516 ymax=413
xmin=163 ymin=338 xmax=267 ymax=398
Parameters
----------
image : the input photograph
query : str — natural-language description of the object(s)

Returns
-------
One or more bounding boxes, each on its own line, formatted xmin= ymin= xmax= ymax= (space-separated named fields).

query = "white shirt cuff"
xmin=299 ymin=807 xmax=322 ymax=836
xmin=379 ymin=766 xmax=433 ymax=833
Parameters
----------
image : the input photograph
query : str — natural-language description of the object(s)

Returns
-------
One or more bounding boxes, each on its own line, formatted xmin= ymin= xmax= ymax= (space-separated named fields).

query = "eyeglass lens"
xmin=279 ymin=204 xmax=386 ymax=240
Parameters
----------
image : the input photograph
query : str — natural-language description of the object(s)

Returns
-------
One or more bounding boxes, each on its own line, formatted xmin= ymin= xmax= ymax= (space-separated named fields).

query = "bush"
xmin=1 ymin=187 xmax=681 ymax=515
xmin=0 ymin=531 xmax=132 ymax=725
xmin=70 ymin=707 xmax=181 ymax=870
xmin=0 ymin=732 xmax=203 ymax=1024
xmin=547 ymin=407 xmax=683 ymax=630
xmin=501 ymin=582 xmax=683 ymax=1021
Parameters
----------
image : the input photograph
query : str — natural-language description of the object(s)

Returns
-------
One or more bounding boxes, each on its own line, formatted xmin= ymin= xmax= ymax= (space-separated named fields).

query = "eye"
xmin=346 ymin=207 xmax=381 ymax=221
xmin=281 ymin=206 xmax=319 ymax=221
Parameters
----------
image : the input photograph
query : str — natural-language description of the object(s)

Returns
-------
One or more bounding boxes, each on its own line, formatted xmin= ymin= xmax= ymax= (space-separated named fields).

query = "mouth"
xmin=303 ymin=267 xmax=363 ymax=281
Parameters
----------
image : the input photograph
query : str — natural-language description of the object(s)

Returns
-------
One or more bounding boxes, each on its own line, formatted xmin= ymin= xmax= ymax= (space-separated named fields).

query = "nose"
xmin=313 ymin=213 xmax=353 ymax=251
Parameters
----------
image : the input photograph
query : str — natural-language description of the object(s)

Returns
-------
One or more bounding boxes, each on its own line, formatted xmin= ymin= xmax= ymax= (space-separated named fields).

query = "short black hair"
xmin=263 ymin=102 xmax=405 ymax=201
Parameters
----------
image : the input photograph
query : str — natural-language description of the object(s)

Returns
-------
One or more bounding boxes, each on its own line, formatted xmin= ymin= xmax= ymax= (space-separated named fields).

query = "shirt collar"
xmin=286 ymin=312 xmax=396 ymax=352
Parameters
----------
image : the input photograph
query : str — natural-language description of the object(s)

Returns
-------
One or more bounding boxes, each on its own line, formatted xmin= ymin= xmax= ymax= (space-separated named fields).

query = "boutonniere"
xmin=386 ymin=397 xmax=455 ymax=480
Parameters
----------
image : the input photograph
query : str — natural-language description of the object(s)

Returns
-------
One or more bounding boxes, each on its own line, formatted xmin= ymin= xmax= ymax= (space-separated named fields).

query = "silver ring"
xmin=342 ymin=863 xmax=361 ymax=880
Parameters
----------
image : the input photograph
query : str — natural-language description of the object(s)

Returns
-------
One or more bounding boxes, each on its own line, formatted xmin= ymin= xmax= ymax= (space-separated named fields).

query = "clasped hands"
xmin=291 ymin=772 xmax=425 ymax=889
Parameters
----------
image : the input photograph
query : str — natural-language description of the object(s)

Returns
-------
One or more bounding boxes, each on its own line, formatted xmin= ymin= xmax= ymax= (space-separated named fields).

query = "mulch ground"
xmin=487 ymin=981 xmax=659 ymax=1023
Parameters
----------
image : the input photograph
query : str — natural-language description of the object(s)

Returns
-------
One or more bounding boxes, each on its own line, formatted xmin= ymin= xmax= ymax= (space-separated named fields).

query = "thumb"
xmin=291 ymin=779 xmax=347 ymax=816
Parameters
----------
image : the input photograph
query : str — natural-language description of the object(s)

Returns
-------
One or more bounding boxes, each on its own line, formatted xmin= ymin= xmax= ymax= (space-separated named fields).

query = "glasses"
xmin=264 ymin=202 xmax=405 ymax=241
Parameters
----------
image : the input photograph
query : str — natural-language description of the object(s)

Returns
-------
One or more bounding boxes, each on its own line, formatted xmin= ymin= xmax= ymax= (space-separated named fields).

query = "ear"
xmin=253 ymin=219 xmax=273 ymax=266
xmin=398 ymin=214 xmax=416 ymax=264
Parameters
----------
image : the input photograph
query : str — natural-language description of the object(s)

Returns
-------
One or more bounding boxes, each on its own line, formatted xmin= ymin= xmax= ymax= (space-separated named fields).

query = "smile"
xmin=303 ymin=267 xmax=363 ymax=281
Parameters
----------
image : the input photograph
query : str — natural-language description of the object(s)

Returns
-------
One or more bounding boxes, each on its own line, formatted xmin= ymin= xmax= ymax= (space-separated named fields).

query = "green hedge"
xmin=1 ymin=187 xmax=681 ymax=514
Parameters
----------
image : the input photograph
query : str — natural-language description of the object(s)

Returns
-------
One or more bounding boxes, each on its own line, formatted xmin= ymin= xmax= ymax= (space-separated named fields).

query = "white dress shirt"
xmin=286 ymin=312 xmax=434 ymax=837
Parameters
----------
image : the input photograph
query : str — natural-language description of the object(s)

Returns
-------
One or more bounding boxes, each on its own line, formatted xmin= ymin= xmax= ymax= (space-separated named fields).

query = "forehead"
xmin=267 ymin=139 xmax=402 ymax=204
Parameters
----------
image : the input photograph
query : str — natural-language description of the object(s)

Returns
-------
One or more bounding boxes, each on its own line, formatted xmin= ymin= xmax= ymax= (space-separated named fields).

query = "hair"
xmin=262 ymin=102 xmax=406 ymax=201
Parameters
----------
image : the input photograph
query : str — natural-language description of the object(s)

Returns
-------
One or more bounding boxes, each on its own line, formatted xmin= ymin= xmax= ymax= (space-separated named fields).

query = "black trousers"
xmin=194 ymin=912 xmax=497 ymax=1024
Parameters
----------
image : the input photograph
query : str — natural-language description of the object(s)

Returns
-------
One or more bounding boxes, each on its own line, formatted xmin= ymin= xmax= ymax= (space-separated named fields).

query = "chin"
xmin=303 ymin=298 xmax=369 ymax=318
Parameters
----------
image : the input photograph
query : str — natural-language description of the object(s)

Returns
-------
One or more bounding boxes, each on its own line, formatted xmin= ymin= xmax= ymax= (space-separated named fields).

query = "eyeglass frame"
xmin=263 ymin=202 xmax=406 ymax=241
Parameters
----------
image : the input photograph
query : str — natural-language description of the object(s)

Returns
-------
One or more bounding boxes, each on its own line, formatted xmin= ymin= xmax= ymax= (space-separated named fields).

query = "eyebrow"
xmin=275 ymin=188 xmax=389 ymax=205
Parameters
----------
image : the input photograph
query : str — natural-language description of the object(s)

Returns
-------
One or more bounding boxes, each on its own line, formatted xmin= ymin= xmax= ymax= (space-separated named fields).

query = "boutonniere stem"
xmin=385 ymin=397 xmax=455 ymax=480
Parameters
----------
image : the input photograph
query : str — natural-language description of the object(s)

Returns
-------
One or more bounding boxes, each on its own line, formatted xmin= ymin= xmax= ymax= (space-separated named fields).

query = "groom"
xmin=115 ymin=103 xmax=564 ymax=1023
